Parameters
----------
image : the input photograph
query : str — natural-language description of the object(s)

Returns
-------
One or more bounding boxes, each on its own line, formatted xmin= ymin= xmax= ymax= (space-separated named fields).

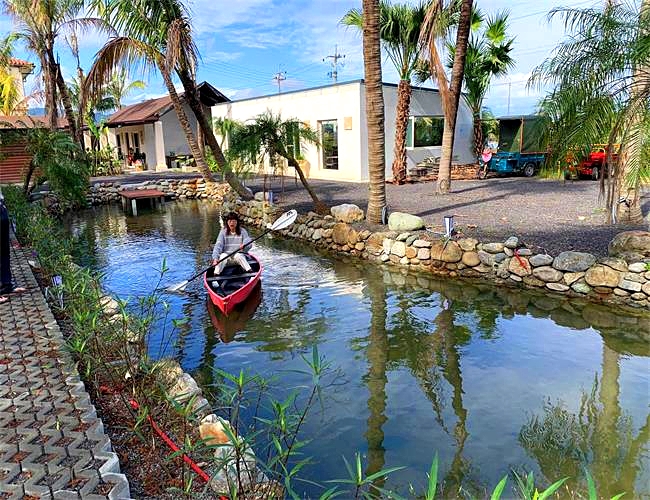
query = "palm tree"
xmin=227 ymin=111 xmax=329 ymax=215
xmin=104 ymin=68 xmax=144 ymax=109
xmin=342 ymin=1 xmax=427 ymax=185
xmin=88 ymin=0 xmax=252 ymax=198
xmin=361 ymin=0 xmax=387 ymax=224
xmin=420 ymin=0 xmax=474 ymax=194
xmin=530 ymin=0 xmax=650 ymax=224
xmin=3 ymin=0 xmax=106 ymax=141
xmin=447 ymin=10 xmax=515 ymax=157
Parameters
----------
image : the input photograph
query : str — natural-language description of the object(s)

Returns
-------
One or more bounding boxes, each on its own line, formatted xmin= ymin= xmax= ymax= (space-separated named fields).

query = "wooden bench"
xmin=119 ymin=189 xmax=165 ymax=216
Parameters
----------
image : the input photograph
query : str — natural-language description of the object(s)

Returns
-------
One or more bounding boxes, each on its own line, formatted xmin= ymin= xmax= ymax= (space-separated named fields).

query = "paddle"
xmin=166 ymin=209 xmax=298 ymax=292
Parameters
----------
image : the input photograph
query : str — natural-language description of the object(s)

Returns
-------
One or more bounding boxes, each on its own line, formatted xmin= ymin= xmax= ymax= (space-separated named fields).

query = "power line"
xmin=272 ymin=66 xmax=287 ymax=94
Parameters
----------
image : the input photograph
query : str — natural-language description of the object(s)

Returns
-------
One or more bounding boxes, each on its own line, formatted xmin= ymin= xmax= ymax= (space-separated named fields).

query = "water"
xmin=66 ymin=201 xmax=650 ymax=498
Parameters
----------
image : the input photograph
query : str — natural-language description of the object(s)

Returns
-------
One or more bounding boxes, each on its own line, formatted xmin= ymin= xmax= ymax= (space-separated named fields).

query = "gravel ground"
xmin=93 ymin=172 xmax=649 ymax=257
xmin=246 ymin=175 xmax=649 ymax=257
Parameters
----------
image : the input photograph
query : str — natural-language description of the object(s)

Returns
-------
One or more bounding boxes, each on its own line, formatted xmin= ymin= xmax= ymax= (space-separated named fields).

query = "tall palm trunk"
xmin=40 ymin=50 xmax=57 ymax=130
xmin=391 ymin=80 xmax=411 ymax=184
xmin=362 ymin=0 xmax=387 ymax=224
xmin=157 ymin=63 xmax=214 ymax=182
xmin=177 ymin=69 xmax=253 ymax=200
xmin=287 ymin=157 xmax=329 ymax=214
xmin=53 ymin=59 xmax=79 ymax=143
xmin=437 ymin=0 xmax=473 ymax=194
xmin=472 ymin=110 xmax=483 ymax=158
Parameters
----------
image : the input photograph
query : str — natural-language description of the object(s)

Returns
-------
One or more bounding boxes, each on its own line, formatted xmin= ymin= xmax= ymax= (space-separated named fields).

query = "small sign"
xmin=344 ymin=117 xmax=353 ymax=130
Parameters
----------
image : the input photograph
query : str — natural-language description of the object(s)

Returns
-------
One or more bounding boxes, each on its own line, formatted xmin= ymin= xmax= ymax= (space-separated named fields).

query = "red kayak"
xmin=203 ymin=253 xmax=262 ymax=316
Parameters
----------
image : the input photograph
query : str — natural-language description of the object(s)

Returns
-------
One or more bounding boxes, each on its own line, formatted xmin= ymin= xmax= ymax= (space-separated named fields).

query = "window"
xmin=406 ymin=116 xmax=444 ymax=148
xmin=319 ymin=119 xmax=338 ymax=170
xmin=133 ymin=133 xmax=140 ymax=155
xmin=116 ymin=134 xmax=122 ymax=158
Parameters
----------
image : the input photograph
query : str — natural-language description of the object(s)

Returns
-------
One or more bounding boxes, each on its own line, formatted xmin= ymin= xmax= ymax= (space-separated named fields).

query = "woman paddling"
xmin=211 ymin=212 xmax=252 ymax=275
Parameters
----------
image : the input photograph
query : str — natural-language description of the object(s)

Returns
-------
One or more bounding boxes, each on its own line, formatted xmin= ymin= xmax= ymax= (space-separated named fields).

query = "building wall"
xmin=160 ymin=102 xmax=198 ymax=157
xmin=382 ymin=85 xmax=475 ymax=172
xmin=212 ymin=82 xmax=365 ymax=182
xmin=213 ymin=81 xmax=475 ymax=183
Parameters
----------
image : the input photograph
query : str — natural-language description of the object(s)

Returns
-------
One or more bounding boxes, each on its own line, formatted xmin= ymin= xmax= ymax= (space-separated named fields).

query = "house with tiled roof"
xmin=4 ymin=58 xmax=34 ymax=116
xmin=104 ymin=82 xmax=229 ymax=172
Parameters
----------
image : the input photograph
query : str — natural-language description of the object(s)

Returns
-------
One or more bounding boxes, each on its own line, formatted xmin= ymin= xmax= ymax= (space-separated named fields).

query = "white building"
xmin=103 ymin=82 xmax=229 ymax=171
xmin=212 ymin=79 xmax=474 ymax=182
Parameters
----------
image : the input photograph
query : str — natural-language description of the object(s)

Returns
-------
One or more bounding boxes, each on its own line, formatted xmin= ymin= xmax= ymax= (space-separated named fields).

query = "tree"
xmin=420 ymin=0 xmax=474 ymax=194
xmin=361 ymin=0 xmax=388 ymax=223
xmin=530 ymin=0 xmax=650 ymax=224
xmin=104 ymin=68 xmax=144 ymax=109
xmin=447 ymin=10 xmax=514 ymax=157
xmin=227 ymin=111 xmax=330 ymax=215
xmin=89 ymin=0 xmax=253 ymax=199
xmin=3 ymin=0 xmax=106 ymax=142
xmin=342 ymin=1 xmax=427 ymax=185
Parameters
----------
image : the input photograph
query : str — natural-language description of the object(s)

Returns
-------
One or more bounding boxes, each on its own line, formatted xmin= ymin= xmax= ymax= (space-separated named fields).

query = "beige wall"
xmin=212 ymin=81 xmax=365 ymax=182
xmin=213 ymin=81 xmax=475 ymax=182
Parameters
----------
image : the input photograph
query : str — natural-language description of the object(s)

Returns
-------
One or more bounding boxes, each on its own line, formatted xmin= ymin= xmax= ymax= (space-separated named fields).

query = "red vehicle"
xmin=575 ymin=144 xmax=619 ymax=180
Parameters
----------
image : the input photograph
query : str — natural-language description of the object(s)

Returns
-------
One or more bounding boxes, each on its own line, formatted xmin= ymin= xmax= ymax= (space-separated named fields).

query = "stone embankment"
xmin=229 ymin=198 xmax=650 ymax=310
xmin=87 ymin=178 xmax=230 ymax=205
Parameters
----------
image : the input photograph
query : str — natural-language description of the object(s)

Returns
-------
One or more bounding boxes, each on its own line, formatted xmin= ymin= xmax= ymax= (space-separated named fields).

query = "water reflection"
xmin=206 ymin=283 xmax=263 ymax=343
xmin=65 ymin=203 xmax=650 ymax=497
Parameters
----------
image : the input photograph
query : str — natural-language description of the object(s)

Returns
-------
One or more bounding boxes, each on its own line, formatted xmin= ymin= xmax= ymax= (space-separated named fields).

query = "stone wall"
xmin=227 ymin=199 xmax=650 ymax=310
xmin=87 ymin=177 xmax=231 ymax=205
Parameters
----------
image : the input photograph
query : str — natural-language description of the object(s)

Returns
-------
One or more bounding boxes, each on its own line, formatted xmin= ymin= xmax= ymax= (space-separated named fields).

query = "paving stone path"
xmin=0 ymin=238 xmax=130 ymax=499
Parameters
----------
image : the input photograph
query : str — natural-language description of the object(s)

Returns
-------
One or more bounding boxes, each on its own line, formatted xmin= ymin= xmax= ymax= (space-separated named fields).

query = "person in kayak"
xmin=211 ymin=212 xmax=253 ymax=275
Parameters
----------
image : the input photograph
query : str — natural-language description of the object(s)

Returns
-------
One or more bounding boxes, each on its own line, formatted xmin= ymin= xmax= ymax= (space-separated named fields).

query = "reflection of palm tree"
xmin=363 ymin=275 xmax=389 ymax=490
xmin=519 ymin=343 xmax=649 ymax=497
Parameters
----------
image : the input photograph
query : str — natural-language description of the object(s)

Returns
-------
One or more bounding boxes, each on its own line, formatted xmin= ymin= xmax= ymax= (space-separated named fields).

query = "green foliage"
xmin=24 ymin=127 xmax=89 ymax=206
xmin=86 ymin=146 xmax=122 ymax=176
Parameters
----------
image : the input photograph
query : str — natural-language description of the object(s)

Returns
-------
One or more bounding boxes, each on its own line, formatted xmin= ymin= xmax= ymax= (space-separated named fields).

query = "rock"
xmin=478 ymin=250 xmax=495 ymax=266
xmin=533 ymin=266 xmax=564 ymax=282
xmin=474 ymin=263 xmax=492 ymax=273
xmin=618 ymin=278 xmax=642 ymax=292
xmin=504 ymin=247 xmax=514 ymax=257
xmin=430 ymin=240 xmax=463 ymax=263
xmin=355 ymin=242 xmax=365 ymax=251
xmin=388 ymin=212 xmax=425 ymax=231
xmin=366 ymin=233 xmax=386 ymax=255
xmin=331 ymin=203 xmax=365 ymax=223
xmin=608 ymin=230 xmax=650 ymax=258
xmin=458 ymin=238 xmax=478 ymax=251
xmin=516 ymin=248 xmax=532 ymax=256
xmin=494 ymin=253 xmax=507 ymax=263
xmin=584 ymin=264 xmax=621 ymax=288
xmin=332 ymin=223 xmax=358 ymax=246
xmin=405 ymin=246 xmax=417 ymax=259
xmin=642 ymin=282 xmax=650 ymax=295
xmin=563 ymin=272 xmax=585 ymax=285
xmin=382 ymin=238 xmax=394 ymax=254
xmin=593 ymin=286 xmax=613 ymax=294
xmin=628 ymin=262 xmax=648 ymax=273
xmin=483 ymin=242 xmax=505 ymax=253
xmin=622 ymin=272 xmax=645 ymax=283
xmin=547 ymin=282 xmax=570 ymax=292
xmin=553 ymin=251 xmax=597 ymax=272
xmin=530 ymin=254 xmax=554 ymax=267
xmin=391 ymin=241 xmax=406 ymax=257
xmin=405 ymin=235 xmax=418 ymax=246
xmin=614 ymin=288 xmax=630 ymax=297
xmin=380 ymin=254 xmax=390 ymax=262
xmin=462 ymin=251 xmax=480 ymax=267
xmin=504 ymin=236 xmax=519 ymax=249
xmin=599 ymin=257 xmax=628 ymax=272
xmin=396 ymin=232 xmax=410 ymax=242
xmin=571 ymin=281 xmax=592 ymax=294
xmin=413 ymin=239 xmax=432 ymax=248
xmin=523 ymin=275 xmax=545 ymax=287
xmin=312 ymin=229 xmax=322 ymax=240
xmin=168 ymin=373 xmax=201 ymax=402
xmin=199 ymin=415 xmax=232 ymax=446
xmin=509 ymin=256 xmax=532 ymax=277
xmin=399 ymin=256 xmax=410 ymax=265
xmin=417 ymin=247 xmax=431 ymax=260
xmin=510 ymin=274 xmax=523 ymax=282
xmin=631 ymin=292 xmax=647 ymax=301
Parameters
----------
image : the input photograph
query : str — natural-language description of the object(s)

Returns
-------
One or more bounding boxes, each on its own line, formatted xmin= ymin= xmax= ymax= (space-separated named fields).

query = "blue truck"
xmin=481 ymin=115 xmax=547 ymax=178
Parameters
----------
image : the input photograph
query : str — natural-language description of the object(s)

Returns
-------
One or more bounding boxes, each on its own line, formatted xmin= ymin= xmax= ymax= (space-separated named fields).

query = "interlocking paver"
xmin=0 ymin=236 xmax=130 ymax=498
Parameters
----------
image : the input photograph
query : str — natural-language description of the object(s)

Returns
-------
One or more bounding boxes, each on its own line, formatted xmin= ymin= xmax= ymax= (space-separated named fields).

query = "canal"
xmin=67 ymin=201 xmax=650 ymax=498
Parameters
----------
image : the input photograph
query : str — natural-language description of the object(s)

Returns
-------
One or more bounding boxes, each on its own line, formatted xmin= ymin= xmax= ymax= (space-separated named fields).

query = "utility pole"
xmin=323 ymin=45 xmax=345 ymax=83
xmin=273 ymin=66 xmax=287 ymax=94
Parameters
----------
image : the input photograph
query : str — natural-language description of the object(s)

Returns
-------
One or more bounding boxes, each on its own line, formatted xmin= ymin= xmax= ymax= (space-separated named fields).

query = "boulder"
xmin=563 ymin=272 xmax=585 ymax=285
xmin=533 ymin=266 xmax=563 ymax=283
xmin=331 ymin=204 xmax=365 ymax=223
xmin=628 ymin=262 xmax=648 ymax=273
xmin=584 ymin=264 xmax=621 ymax=288
xmin=608 ymin=231 xmax=650 ymax=258
xmin=458 ymin=238 xmax=478 ymax=251
xmin=332 ymin=223 xmax=358 ymax=246
xmin=482 ymin=242 xmax=505 ymax=253
xmin=388 ymin=212 xmax=425 ymax=231
xmin=391 ymin=241 xmax=406 ymax=257
xmin=504 ymin=236 xmax=519 ymax=249
xmin=529 ymin=254 xmax=554 ymax=267
xmin=462 ymin=251 xmax=480 ymax=267
xmin=547 ymin=282 xmax=570 ymax=292
xmin=405 ymin=246 xmax=417 ymax=259
xmin=417 ymin=247 xmax=431 ymax=260
xmin=366 ymin=233 xmax=386 ymax=255
xmin=508 ymin=256 xmax=532 ymax=277
xmin=599 ymin=257 xmax=628 ymax=273
xmin=413 ymin=239 xmax=432 ymax=248
xmin=430 ymin=240 xmax=463 ymax=263
xmin=571 ymin=280 xmax=592 ymax=294
xmin=553 ymin=251 xmax=596 ymax=272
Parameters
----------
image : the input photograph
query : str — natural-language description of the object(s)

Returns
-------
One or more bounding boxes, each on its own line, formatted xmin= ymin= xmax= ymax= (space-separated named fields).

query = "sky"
xmin=0 ymin=0 xmax=600 ymax=116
